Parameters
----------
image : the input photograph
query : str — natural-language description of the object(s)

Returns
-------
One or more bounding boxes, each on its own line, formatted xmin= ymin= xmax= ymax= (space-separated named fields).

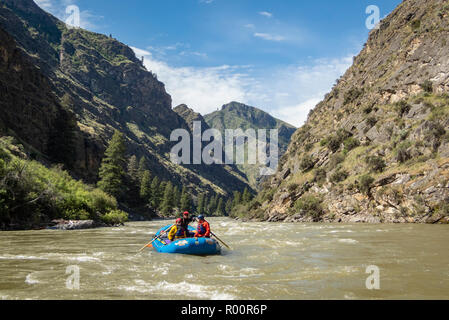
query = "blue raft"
xmin=152 ymin=225 xmax=221 ymax=255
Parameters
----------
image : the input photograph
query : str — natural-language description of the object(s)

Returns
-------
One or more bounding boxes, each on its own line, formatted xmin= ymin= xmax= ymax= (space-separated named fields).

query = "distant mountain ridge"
xmin=0 ymin=0 xmax=250 ymax=201
xmin=204 ymin=102 xmax=296 ymax=188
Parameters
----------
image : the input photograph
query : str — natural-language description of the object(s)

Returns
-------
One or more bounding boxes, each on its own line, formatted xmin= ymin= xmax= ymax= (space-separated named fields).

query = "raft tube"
xmin=152 ymin=225 xmax=221 ymax=255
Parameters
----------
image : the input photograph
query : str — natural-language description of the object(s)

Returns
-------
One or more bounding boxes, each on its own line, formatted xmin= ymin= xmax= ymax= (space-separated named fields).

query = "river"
xmin=0 ymin=218 xmax=448 ymax=300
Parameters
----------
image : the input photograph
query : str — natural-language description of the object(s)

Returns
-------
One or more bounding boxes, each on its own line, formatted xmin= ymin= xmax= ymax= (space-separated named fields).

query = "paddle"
xmin=138 ymin=224 xmax=174 ymax=252
xmin=138 ymin=236 xmax=160 ymax=252
xmin=211 ymin=231 xmax=232 ymax=250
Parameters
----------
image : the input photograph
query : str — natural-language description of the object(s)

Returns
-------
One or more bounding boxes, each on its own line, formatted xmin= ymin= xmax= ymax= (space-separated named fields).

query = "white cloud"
xmin=254 ymin=32 xmax=285 ymax=42
xmin=259 ymin=11 xmax=273 ymax=18
xmin=132 ymin=47 xmax=250 ymax=115
xmin=33 ymin=0 xmax=102 ymax=30
xmin=133 ymin=47 xmax=353 ymax=127
xmin=34 ymin=0 xmax=53 ymax=10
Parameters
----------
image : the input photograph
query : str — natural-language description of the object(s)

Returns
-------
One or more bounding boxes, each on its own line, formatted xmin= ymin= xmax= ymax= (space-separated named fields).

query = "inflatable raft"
xmin=152 ymin=225 xmax=221 ymax=255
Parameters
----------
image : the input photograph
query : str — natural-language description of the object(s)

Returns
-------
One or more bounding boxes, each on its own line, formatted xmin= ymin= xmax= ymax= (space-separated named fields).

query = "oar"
xmin=211 ymin=231 xmax=232 ymax=250
xmin=138 ymin=224 xmax=174 ymax=252
xmin=138 ymin=236 xmax=160 ymax=252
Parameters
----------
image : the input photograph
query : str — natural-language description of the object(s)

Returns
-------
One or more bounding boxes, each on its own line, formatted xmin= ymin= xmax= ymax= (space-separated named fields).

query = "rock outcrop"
xmin=241 ymin=0 xmax=449 ymax=224
xmin=0 ymin=0 xmax=250 ymax=199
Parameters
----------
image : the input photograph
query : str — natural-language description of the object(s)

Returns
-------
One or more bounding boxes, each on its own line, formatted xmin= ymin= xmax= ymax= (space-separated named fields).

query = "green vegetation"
xmin=326 ymin=129 xmax=352 ymax=153
xmin=0 ymin=138 xmax=127 ymax=229
xmin=344 ymin=88 xmax=364 ymax=105
xmin=330 ymin=169 xmax=349 ymax=184
xmin=97 ymin=131 xmax=127 ymax=199
xmin=411 ymin=19 xmax=421 ymax=31
xmin=300 ymin=155 xmax=316 ymax=172
xmin=394 ymin=100 xmax=411 ymax=117
xmin=294 ymin=195 xmax=324 ymax=221
xmin=343 ymin=137 xmax=360 ymax=153
xmin=358 ymin=175 xmax=375 ymax=196
xmin=314 ymin=168 xmax=327 ymax=185
xmin=365 ymin=155 xmax=386 ymax=173
xmin=420 ymin=80 xmax=433 ymax=93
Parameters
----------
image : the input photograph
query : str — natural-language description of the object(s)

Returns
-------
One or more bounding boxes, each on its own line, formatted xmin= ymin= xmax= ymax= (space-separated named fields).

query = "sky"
xmin=34 ymin=0 xmax=402 ymax=127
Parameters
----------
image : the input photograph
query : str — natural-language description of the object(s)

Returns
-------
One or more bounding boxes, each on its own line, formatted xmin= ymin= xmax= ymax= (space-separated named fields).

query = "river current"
xmin=0 ymin=218 xmax=448 ymax=300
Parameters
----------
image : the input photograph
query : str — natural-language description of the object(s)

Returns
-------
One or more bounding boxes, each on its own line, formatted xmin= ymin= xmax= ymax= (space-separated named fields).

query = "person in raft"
xmin=167 ymin=218 xmax=188 ymax=241
xmin=180 ymin=211 xmax=196 ymax=237
xmin=194 ymin=215 xmax=211 ymax=238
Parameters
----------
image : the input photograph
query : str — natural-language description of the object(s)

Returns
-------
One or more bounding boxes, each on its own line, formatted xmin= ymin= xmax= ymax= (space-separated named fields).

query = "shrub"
xmin=314 ymin=168 xmax=327 ymax=185
xmin=0 ymin=145 xmax=121 ymax=228
xmin=328 ymin=135 xmax=342 ymax=152
xmin=411 ymin=19 xmax=421 ymax=31
xmin=294 ymin=195 xmax=324 ymax=220
xmin=343 ymin=137 xmax=360 ymax=153
xmin=363 ymin=105 xmax=373 ymax=114
xmin=320 ymin=138 xmax=328 ymax=147
xmin=366 ymin=116 xmax=378 ymax=128
xmin=300 ymin=155 xmax=316 ymax=172
xmin=437 ymin=203 xmax=449 ymax=216
xmin=304 ymin=143 xmax=314 ymax=152
xmin=344 ymin=88 xmax=364 ymax=105
xmin=330 ymin=169 xmax=349 ymax=183
xmin=365 ymin=155 xmax=386 ymax=173
xmin=395 ymin=100 xmax=411 ymax=117
xmin=420 ymin=80 xmax=433 ymax=93
xmin=101 ymin=210 xmax=128 ymax=225
xmin=287 ymin=183 xmax=299 ymax=192
xmin=359 ymin=175 xmax=375 ymax=195
xmin=329 ymin=153 xmax=345 ymax=168
xmin=396 ymin=143 xmax=411 ymax=163
xmin=327 ymin=129 xmax=352 ymax=153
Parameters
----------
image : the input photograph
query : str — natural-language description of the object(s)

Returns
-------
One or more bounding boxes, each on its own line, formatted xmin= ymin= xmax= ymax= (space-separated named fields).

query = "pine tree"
xmin=137 ymin=156 xmax=147 ymax=181
xmin=150 ymin=176 xmax=161 ymax=209
xmin=172 ymin=186 xmax=180 ymax=209
xmin=216 ymin=197 xmax=224 ymax=216
xmin=242 ymin=187 xmax=252 ymax=203
xmin=233 ymin=191 xmax=242 ymax=207
xmin=97 ymin=130 xmax=127 ymax=199
xmin=203 ymin=195 xmax=209 ymax=214
xmin=180 ymin=186 xmax=192 ymax=212
xmin=225 ymin=198 xmax=233 ymax=215
xmin=209 ymin=195 xmax=218 ymax=214
xmin=127 ymin=155 xmax=139 ymax=183
xmin=161 ymin=181 xmax=174 ymax=216
xmin=140 ymin=170 xmax=152 ymax=202
xmin=197 ymin=193 xmax=205 ymax=215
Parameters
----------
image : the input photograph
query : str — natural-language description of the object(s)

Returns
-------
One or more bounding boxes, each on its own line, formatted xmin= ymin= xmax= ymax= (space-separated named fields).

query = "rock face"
xmin=204 ymin=102 xmax=297 ymax=188
xmin=243 ymin=0 xmax=449 ymax=224
xmin=0 ymin=0 xmax=250 ymax=197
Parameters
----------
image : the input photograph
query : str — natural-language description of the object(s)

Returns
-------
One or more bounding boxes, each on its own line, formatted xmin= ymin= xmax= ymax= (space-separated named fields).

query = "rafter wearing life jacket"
xmin=194 ymin=215 xmax=211 ymax=238
xmin=168 ymin=218 xmax=187 ymax=241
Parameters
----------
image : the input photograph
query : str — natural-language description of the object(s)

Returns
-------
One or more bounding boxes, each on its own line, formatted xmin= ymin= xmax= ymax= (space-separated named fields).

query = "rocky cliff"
xmin=204 ymin=102 xmax=296 ymax=188
xmin=0 ymin=0 xmax=249 ymax=198
xmin=239 ymin=0 xmax=449 ymax=223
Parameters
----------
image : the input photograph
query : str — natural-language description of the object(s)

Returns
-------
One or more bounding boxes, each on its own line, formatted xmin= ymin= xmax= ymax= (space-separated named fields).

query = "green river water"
xmin=0 ymin=218 xmax=448 ymax=300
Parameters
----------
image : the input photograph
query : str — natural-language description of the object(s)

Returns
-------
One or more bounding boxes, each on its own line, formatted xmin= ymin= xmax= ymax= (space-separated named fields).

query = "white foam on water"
xmin=0 ymin=255 xmax=48 ymax=260
xmin=66 ymin=255 xmax=101 ymax=262
xmin=119 ymin=280 xmax=236 ymax=300
xmin=328 ymin=230 xmax=354 ymax=234
xmin=338 ymin=239 xmax=359 ymax=244
xmin=25 ymin=273 xmax=39 ymax=285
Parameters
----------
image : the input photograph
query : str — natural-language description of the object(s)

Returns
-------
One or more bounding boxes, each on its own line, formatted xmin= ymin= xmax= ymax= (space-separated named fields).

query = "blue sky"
xmin=35 ymin=0 xmax=402 ymax=126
